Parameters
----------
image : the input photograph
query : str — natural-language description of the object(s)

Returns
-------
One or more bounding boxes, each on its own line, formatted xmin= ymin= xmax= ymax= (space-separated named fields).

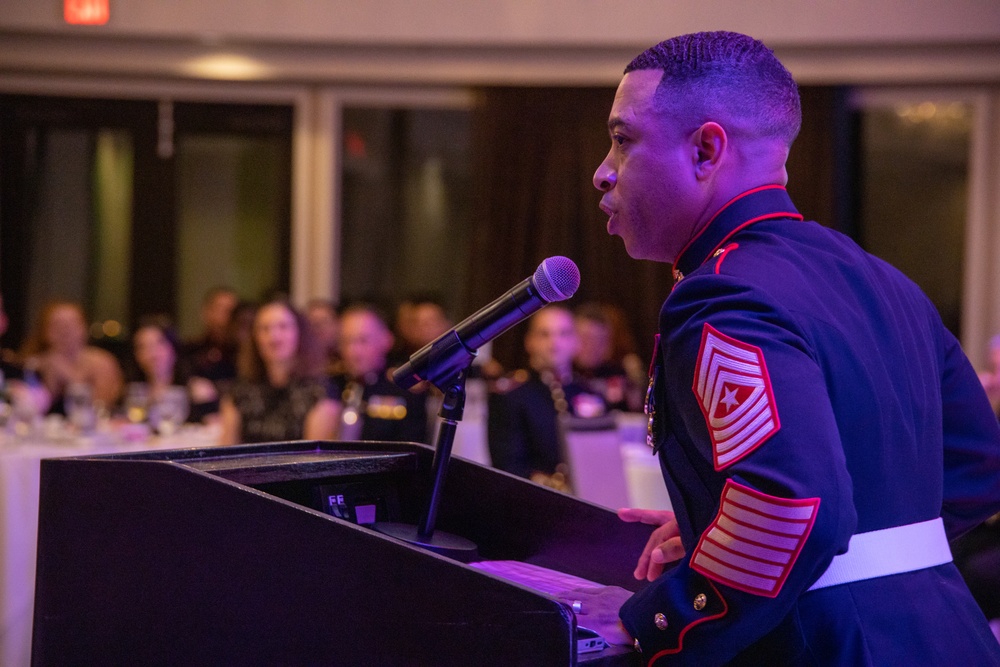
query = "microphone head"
xmin=533 ymin=256 xmax=581 ymax=302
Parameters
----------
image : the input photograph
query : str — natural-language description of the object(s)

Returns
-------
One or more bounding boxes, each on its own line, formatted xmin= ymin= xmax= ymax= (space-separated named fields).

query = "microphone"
xmin=392 ymin=256 xmax=581 ymax=390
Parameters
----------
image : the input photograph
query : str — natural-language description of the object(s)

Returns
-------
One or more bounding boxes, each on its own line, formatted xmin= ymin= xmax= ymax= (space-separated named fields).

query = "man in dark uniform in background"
xmin=589 ymin=31 xmax=1000 ymax=664
xmin=305 ymin=298 xmax=341 ymax=376
xmin=333 ymin=304 xmax=427 ymax=444
xmin=181 ymin=286 xmax=239 ymax=383
xmin=488 ymin=305 xmax=607 ymax=489
xmin=390 ymin=293 xmax=452 ymax=367
xmin=573 ymin=301 xmax=641 ymax=412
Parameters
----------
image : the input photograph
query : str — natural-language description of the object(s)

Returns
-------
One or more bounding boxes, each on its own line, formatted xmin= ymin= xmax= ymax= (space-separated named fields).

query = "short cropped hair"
xmin=625 ymin=31 xmax=801 ymax=145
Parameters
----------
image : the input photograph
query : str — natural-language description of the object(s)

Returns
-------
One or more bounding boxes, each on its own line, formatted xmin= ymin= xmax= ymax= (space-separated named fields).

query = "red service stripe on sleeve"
xmin=690 ymin=479 xmax=820 ymax=598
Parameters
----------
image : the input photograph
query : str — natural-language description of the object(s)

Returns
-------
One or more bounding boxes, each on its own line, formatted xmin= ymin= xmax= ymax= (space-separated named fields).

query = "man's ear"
xmin=692 ymin=122 xmax=727 ymax=179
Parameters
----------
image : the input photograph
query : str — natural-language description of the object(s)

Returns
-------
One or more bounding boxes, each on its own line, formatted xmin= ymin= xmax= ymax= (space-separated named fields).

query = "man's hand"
xmin=557 ymin=586 xmax=634 ymax=646
xmin=617 ymin=508 xmax=685 ymax=581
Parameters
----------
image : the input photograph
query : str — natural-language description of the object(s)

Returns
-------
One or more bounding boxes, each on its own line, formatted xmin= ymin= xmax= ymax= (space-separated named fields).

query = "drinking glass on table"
xmin=66 ymin=382 xmax=96 ymax=434
xmin=124 ymin=383 xmax=150 ymax=424
xmin=149 ymin=386 xmax=189 ymax=436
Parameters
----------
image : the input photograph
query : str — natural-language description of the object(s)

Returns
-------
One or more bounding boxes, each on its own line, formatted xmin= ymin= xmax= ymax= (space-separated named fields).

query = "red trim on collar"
xmin=714 ymin=243 xmax=739 ymax=274
xmin=647 ymin=334 xmax=661 ymax=376
xmin=708 ymin=209 xmax=803 ymax=262
xmin=673 ymin=185 xmax=788 ymax=268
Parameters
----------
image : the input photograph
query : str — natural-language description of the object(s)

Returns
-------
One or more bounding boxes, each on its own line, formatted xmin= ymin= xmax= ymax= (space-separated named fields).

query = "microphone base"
xmin=373 ymin=522 xmax=479 ymax=562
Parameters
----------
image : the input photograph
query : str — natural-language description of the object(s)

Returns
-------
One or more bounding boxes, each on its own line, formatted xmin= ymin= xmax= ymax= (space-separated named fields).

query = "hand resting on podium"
xmin=553 ymin=585 xmax=634 ymax=646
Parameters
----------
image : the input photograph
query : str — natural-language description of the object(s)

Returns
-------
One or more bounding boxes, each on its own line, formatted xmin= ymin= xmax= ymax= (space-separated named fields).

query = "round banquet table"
xmin=0 ymin=423 xmax=219 ymax=666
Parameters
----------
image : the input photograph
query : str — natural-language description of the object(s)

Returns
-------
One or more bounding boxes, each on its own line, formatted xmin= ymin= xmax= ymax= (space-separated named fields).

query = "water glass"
xmin=66 ymin=382 xmax=96 ymax=434
xmin=149 ymin=386 xmax=189 ymax=436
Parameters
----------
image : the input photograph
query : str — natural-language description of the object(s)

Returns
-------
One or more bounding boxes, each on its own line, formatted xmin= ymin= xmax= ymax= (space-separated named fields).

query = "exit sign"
xmin=64 ymin=0 xmax=109 ymax=25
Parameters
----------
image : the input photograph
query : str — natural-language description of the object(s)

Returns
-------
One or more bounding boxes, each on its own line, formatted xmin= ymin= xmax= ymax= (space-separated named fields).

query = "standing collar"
xmin=673 ymin=185 xmax=802 ymax=280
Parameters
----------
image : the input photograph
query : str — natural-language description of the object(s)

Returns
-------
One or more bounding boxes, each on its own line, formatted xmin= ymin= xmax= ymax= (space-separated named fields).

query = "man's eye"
xmin=613 ymin=134 xmax=627 ymax=147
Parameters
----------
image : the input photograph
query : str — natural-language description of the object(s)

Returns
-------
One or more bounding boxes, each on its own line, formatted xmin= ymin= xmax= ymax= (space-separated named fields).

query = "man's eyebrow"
xmin=608 ymin=117 xmax=628 ymax=133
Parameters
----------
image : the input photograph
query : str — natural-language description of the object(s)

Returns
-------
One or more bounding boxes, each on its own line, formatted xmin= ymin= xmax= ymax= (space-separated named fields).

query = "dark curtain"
xmin=787 ymin=86 xmax=853 ymax=234
xmin=465 ymin=85 xmax=847 ymax=372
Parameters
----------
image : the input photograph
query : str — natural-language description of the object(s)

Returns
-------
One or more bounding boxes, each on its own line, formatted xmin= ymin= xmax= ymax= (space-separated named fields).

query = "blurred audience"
xmin=573 ymin=302 xmax=643 ymax=412
xmin=954 ymin=511 xmax=1000 ymax=627
xmin=977 ymin=333 xmax=1000 ymax=418
xmin=488 ymin=305 xmax=608 ymax=487
xmin=218 ymin=299 xmax=340 ymax=445
xmin=0 ymin=292 xmax=20 ymax=381
xmin=391 ymin=294 xmax=451 ymax=365
xmin=305 ymin=298 xmax=341 ymax=375
xmin=181 ymin=286 xmax=239 ymax=384
xmin=0 ymin=293 xmax=49 ymax=418
xmin=3 ymin=280 xmax=661 ymax=454
xmin=960 ymin=334 xmax=1000 ymax=627
xmin=333 ymin=304 xmax=428 ymax=443
xmin=227 ymin=300 xmax=258 ymax=354
xmin=586 ymin=302 xmax=645 ymax=412
xmin=128 ymin=316 xmax=219 ymax=425
xmin=20 ymin=300 xmax=123 ymax=415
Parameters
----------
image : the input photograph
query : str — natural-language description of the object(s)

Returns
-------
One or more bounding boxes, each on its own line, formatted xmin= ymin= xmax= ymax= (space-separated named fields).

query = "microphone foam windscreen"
xmin=534 ymin=256 xmax=581 ymax=302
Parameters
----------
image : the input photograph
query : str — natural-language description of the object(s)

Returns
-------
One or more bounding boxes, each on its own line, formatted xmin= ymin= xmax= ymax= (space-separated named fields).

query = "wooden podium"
xmin=32 ymin=441 xmax=649 ymax=666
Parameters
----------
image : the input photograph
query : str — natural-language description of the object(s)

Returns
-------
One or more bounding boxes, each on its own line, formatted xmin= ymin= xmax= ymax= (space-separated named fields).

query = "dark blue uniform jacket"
xmin=620 ymin=185 xmax=1000 ymax=665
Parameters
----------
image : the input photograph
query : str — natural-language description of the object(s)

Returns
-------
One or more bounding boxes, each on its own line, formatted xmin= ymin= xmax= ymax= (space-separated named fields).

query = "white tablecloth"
xmin=0 ymin=425 xmax=218 ymax=666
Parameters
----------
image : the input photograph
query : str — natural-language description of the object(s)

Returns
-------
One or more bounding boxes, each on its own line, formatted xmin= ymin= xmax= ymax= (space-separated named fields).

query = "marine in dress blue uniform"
xmin=332 ymin=369 xmax=428 ymax=444
xmin=487 ymin=368 xmax=608 ymax=479
xmin=620 ymin=184 xmax=1000 ymax=665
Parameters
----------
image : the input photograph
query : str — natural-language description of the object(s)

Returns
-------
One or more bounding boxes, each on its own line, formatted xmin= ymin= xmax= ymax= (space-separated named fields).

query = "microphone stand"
xmin=374 ymin=362 xmax=479 ymax=560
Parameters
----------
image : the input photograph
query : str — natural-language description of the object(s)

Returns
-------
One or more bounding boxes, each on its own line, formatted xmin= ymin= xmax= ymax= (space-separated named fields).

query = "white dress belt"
xmin=807 ymin=517 xmax=952 ymax=591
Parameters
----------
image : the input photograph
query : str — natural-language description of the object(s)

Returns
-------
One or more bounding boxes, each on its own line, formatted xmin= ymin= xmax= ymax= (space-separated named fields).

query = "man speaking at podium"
xmin=592 ymin=31 xmax=1000 ymax=664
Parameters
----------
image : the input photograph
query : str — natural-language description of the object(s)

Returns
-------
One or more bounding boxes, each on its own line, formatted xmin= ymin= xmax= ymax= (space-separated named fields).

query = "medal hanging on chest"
xmin=645 ymin=334 xmax=661 ymax=450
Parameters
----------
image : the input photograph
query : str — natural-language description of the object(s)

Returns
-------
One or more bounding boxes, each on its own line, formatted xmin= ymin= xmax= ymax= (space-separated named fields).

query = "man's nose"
xmin=593 ymin=155 xmax=615 ymax=192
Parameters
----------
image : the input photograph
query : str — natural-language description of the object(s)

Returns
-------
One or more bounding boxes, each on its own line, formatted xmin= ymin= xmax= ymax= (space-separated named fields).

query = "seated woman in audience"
xmin=0 ymin=292 xmax=50 ymax=416
xmin=218 ymin=299 xmax=340 ymax=445
xmin=977 ymin=333 xmax=1000 ymax=419
xmin=21 ymin=300 xmax=123 ymax=415
xmin=128 ymin=316 xmax=219 ymax=425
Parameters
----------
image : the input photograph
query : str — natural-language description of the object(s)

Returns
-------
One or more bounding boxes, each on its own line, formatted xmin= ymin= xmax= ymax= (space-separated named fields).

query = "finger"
xmin=645 ymin=537 xmax=685 ymax=581
xmin=632 ymin=532 xmax=656 ymax=579
xmin=631 ymin=519 xmax=681 ymax=580
xmin=618 ymin=507 xmax=669 ymax=524
xmin=618 ymin=507 xmax=675 ymax=526
xmin=650 ymin=536 xmax=685 ymax=564
xmin=644 ymin=543 xmax=671 ymax=581
xmin=633 ymin=525 xmax=670 ymax=579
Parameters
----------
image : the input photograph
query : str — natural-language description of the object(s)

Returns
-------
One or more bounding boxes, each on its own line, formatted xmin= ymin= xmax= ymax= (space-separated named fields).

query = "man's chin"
xmin=618 ymin=236 xmax=661 ymax=262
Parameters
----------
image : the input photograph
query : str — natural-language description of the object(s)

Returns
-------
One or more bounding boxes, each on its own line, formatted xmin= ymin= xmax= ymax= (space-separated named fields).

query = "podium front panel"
xmin=32 ymin=441 xmax=649 ymax=666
